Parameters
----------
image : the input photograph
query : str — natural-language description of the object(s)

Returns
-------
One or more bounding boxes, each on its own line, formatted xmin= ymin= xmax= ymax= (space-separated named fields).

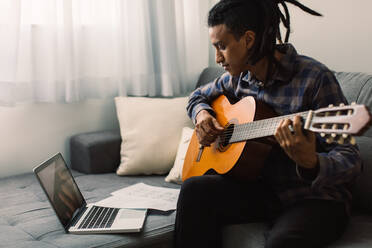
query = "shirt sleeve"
xmin=297 ymin=70 xmax=363 ymax=188
xmin=186 ymin=72 xmax=233 ymax=124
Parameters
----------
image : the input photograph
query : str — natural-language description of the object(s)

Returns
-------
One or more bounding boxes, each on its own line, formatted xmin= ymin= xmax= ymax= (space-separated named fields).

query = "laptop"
xmin=33 ymin=153 xmax=147 ymax=234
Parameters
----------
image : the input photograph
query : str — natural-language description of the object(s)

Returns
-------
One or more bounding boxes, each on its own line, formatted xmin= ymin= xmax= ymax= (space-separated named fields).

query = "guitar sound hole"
xmin=219 ymin=124 xmax=234 ymax=150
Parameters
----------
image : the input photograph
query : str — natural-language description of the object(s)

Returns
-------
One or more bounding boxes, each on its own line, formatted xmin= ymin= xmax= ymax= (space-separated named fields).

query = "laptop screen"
xmin=34 ymin=153 xmax=86 ymax=229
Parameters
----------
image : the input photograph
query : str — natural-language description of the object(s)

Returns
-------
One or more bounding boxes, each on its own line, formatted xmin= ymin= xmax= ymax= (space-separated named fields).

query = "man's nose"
xmin=215 ymin=50 xmax=224 ymax=64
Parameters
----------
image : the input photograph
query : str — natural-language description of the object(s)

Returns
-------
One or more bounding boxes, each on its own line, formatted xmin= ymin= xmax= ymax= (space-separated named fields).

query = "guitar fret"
xmin=229 ymin=111 xmax=309 ymax=143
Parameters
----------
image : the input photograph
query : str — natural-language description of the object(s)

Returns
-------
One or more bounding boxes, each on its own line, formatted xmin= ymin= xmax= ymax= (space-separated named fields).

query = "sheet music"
xmin=93 ymin=183 xmax=180 ymax=211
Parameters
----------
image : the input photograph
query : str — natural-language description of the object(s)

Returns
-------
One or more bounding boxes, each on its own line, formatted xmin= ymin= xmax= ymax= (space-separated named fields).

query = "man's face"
xmin=209 ymin=24 xmax=250 ymax=76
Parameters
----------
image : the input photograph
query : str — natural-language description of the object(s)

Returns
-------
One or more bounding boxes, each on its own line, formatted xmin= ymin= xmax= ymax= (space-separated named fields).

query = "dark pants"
xmin=174 ymin=175 xmax=348 ymax=248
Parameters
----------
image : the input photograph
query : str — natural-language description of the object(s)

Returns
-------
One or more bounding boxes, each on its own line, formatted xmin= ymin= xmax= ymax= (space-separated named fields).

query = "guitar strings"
xmin=216 ymin=111 xmax=309 ymax=143
xmin=209 ymin=105 xmax=356 ymax=145
xmin=218 ymin=111 xmax=305 ymax=137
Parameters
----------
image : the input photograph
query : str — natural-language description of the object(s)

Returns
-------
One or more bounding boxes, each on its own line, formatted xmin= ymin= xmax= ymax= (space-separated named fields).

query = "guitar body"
xmin=182 ymin=95 xmax=371 ymax=182
xmin=182 ymin=95 xmax=276 ymax=182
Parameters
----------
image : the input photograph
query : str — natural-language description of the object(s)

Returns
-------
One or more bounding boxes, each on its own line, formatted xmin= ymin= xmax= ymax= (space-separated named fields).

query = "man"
xmin=175 ymin=0 xmax=362 ymax=248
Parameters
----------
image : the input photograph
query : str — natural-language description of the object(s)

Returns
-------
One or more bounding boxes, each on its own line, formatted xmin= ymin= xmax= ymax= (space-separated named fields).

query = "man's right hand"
xmin=195 ymin=110 xmax=224 ymax=146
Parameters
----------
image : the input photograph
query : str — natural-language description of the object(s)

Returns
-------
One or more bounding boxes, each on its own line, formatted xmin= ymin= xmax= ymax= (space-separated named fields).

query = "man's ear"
xmin=244 ymin=31 xmax=256 ymax=49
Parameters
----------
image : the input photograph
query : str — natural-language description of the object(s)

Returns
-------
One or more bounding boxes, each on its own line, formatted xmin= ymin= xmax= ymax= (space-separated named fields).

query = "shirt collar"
xmin=241 ymin=43 xmax=297 ymax=86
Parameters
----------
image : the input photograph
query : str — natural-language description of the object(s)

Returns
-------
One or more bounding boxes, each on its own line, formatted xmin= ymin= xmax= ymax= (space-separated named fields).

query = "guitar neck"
xmin=228 ymin=111 xmax=309 ymax=143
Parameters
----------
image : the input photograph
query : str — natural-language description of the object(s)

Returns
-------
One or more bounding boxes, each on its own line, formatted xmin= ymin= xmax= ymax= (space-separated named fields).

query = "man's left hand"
xmin=274 ymin=115 xmax=318 ymax=169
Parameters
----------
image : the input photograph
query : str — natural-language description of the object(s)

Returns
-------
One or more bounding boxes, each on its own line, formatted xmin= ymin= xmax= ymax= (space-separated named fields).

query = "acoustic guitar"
xmin=182 ymin=95 xmax=371 ymax=182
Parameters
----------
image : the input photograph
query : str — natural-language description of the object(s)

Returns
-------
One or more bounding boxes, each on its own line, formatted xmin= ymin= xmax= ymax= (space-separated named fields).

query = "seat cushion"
xmin=329 ymin=215 xmax=372 ymax=248
xmin=222 ymin=214 xmax=372 ymax=248
xmin=222 ymin=222 xmax=266 ymax=248
xmin=0 ymin=171 xmax=180 ymax=248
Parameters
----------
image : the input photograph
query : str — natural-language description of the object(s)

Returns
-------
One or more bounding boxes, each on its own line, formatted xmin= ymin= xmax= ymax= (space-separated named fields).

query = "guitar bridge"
xmin=196 ymin=145 xmax=204 ymax=162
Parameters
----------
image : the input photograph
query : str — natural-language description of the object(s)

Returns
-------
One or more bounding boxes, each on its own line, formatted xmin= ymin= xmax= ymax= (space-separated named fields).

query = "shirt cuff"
xmin=296 ymin=163 xmax=319 ymax=182
xmin=192 ymin=103 xmax=215 ymax=124
xmin=296 ymin=153 xmax=329 ymax=188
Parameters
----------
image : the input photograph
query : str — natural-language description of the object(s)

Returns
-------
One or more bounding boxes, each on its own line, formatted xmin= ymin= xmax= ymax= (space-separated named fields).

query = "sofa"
xmin=0 ymin=67 xmax=372 ymax=248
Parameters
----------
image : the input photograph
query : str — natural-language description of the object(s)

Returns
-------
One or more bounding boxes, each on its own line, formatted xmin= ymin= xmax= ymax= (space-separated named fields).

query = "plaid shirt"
xmin=187 ymin=44 xmax=362 ymax=213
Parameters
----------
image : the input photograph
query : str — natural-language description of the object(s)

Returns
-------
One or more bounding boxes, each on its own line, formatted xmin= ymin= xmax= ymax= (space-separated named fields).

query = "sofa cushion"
xmin=328 ymin=215 xmax=372 ymax=248
xmin=165 ymin=127 xmax=194 ymax=184
xmin=335 ymin=72 xmax=372 ymax=213
xmin=0 ymin=171 xmax=180 ymax=248
xmin=70 ymin=130 xmax=121 ymax=174
xmin=222 ymin=215 xmax=372 ymax=248
xmin=223 ymin=222 xmax=266 ymax=248
xmin=195 ymin=67 xmax=225 ymax=89
xmin=335 ymin=71 xmax=372 ymax=138
xmin=114 ymin=96 xmax=193 ymax=176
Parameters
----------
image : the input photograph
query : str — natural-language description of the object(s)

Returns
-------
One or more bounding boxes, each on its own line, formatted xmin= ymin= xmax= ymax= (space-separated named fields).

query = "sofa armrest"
xmin=70 ymin=130 xmax=121 ymax=174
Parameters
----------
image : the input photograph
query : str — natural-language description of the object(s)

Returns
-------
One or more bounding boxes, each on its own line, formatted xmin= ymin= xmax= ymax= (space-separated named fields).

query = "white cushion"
xmin=165 ymin=127 xmax=194 ymax=184
xmin=115 ymin=96 xmax=193 ymax=175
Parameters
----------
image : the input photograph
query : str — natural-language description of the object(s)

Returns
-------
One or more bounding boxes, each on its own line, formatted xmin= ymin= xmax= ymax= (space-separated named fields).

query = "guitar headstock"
xmin=307 ymin=103 xmax=372 ymax=145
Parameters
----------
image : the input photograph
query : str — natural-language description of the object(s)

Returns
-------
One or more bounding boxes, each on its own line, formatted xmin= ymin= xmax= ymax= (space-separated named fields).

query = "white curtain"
xmin=0 ymin=0 xmax=217 ymax=106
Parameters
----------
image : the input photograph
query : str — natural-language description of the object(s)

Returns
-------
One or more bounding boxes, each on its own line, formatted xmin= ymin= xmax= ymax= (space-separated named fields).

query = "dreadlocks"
xmin=208 ymin=0 xmax=322 ymax=68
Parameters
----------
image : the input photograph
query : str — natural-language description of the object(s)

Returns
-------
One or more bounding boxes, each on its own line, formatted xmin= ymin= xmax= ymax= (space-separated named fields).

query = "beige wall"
xmin=287 ymin=0 xmax=372 ymax=74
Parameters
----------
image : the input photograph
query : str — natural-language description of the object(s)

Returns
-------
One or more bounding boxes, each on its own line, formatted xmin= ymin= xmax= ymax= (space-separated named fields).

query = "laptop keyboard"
xmin=78 ymin=206 xmax=119 ymax=229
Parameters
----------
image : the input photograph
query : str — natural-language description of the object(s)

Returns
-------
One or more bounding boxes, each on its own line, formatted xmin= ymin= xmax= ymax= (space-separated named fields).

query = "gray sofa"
xmin=1 ymin=67 xmax=372 ymax=248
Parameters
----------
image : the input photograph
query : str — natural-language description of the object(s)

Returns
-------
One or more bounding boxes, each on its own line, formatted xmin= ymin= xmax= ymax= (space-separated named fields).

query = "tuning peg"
xmin=337 ymin=135 xmax=345 ymax=145
xmin=342 ymin=133 xmax=348 ymax=139
xmin=351 ymin=102 xmax=356 ymax=105
xmin=326 ymin=136 xmax=334 ymax=144
xmin=331 ymin=133 xmax=337 ymax=138
xmin=349 ymin=136 xmax=356 ymax=145
xmin=320 ymin=133 xmax=326 ymax=137
xmin=328 ymin=104 xmax=334 ymax=108
xmin=339 ymin=103 xmax=345 ymax=107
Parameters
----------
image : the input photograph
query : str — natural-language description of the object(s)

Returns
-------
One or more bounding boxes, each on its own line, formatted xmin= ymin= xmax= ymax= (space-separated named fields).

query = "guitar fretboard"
xmin=228 ymin=111 xmax=309 ymax=143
